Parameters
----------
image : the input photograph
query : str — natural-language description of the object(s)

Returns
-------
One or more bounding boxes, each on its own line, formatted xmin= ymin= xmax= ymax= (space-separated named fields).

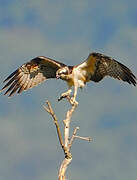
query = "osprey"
xmin=1 ymin=52 xmax=136 ymax=104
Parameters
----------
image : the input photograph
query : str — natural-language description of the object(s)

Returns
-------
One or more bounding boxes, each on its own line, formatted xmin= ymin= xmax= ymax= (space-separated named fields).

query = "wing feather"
xmin=3 ymin=69 xmax=19 ymax=83
xmin=78 ymin=52 xmax=136 ymax=86
xmin=1 ymin=56 xmax=65 ymax=96
xmin=9 ymin=84 xmax=20 ymax=97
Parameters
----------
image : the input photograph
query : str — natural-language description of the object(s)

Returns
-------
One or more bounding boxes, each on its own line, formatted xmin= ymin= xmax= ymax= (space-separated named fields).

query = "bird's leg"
xmin=70 ymin=85 xmax=78 ymax=105
xmin=58 ymin=88 xmax=72 ymax=101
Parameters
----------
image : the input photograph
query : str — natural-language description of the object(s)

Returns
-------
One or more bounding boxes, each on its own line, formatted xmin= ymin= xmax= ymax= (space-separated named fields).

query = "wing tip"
xmin=122 ymin=69 xmax=137 ymax=86
xmin=3 ymin=69 xmax=18 ymax=83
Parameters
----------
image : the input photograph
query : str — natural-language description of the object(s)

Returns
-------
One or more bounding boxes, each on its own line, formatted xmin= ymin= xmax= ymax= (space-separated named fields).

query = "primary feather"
xmin=1 ymin=56 xmax=66 ymax=97
xmin=78 ymin=52 xmax=136 ymax=86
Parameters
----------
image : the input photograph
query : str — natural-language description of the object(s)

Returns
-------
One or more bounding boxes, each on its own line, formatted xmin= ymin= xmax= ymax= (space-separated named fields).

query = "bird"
xmin=0 ymin=52 xmax=136 ymax=105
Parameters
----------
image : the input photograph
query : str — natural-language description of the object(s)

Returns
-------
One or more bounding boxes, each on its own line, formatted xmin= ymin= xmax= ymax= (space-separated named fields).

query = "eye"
xmin=61 ymin=68 xmax=67 ymax=74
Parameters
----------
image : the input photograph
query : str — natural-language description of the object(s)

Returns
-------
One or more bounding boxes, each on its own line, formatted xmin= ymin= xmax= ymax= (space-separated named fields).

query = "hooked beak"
xmin=56 ymin=74 xmax=60 ymax=79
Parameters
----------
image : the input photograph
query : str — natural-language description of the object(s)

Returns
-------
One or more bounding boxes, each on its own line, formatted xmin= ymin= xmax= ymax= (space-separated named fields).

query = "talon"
xmin=58 ymin=94 xmax=68 ymax=101
xmin=58 ymin=89 xmax=72 ymax=102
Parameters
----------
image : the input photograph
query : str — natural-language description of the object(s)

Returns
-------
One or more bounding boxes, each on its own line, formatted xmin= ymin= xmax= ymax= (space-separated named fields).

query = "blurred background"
xmin=0 ymin=0 xmax=137 ymax=179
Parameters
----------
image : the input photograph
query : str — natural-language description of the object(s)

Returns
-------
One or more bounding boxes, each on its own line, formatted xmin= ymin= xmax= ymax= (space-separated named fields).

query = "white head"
xmin=56 ymin=66 xmax=69 ymax=80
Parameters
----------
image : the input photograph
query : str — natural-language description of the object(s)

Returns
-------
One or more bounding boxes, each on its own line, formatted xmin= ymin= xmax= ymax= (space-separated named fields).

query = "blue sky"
xmin=0 ymin=0 xmax=137 ymax=180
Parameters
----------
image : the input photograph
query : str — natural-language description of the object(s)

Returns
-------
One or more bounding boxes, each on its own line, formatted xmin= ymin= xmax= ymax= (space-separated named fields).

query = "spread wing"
xmin=1 ymin=56 xmax=66 ymax=97
xmin=77 ymin=52 xmax=136 ymax=86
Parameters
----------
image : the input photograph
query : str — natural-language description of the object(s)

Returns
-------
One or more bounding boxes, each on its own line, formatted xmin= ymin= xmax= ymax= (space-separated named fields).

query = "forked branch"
xmin=43 ymin=98 xmax=92 ymax=180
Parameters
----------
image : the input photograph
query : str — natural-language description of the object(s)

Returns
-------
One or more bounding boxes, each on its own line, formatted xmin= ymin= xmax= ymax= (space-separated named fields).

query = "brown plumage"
xmin=87 ymin=53 xmax=136 ymax=85
xmin=0 ymin=52 xmax=136 ymax=104
xmin=1 ymin=56 xmax=66 ymax=97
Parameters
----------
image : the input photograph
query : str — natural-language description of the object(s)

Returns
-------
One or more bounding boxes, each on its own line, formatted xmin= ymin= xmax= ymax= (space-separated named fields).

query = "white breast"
xmin=73 ymin=68 xmax=86 ymax=88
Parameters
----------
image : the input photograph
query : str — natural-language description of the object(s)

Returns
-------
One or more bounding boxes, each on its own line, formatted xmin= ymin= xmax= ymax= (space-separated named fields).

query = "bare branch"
xmin=58 ymin=157 xmax=72 ymax=180
xmin=44 ymin=97 xmax=92 ymax=180
xmin=62 ymin=97 xmax=78 ymax=148
xmin=58 ymin=102 xmax=77 ymax=179
xmin=68 ymin=127 xmax=79 ymax=149
xmin=43 ymin=101 xmax=64 ymax=149
xmin=74 ymin=135 xmax=92 ymax=142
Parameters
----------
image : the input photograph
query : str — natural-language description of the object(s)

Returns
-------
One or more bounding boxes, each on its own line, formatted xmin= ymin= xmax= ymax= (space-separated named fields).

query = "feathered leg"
xmin=70 ymin=84 xmax=78 ymax=105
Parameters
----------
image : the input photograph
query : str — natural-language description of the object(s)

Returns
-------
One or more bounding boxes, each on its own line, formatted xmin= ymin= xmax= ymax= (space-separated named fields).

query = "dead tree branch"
xmin=43 ymin=101 xmax=64 ymax=149
xmin=43 ymin=98 xmax=92 ymax=180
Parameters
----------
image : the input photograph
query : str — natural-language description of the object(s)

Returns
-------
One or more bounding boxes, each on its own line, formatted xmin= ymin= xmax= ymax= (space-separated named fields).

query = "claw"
xmin=58 ymin=89 xmax=72 ymax=102
xmin=58 ymin=94 xmax=68 ymax=101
